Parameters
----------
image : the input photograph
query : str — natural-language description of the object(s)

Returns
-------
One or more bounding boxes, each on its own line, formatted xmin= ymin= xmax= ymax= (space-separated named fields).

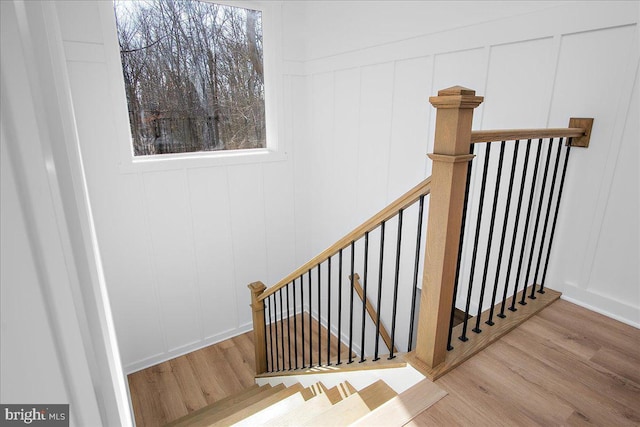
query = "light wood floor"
xmin=128 ymin=300 xmax=640 ymax=426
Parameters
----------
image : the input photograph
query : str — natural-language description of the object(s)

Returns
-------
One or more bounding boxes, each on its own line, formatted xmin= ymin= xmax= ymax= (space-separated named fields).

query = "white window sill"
xmin=117 ymin=148 xmax=288 ymax=173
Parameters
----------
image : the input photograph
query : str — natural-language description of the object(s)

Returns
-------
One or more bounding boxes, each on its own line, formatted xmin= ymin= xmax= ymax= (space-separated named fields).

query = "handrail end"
xmin=568 ymin=118 xmax=594 ymax=148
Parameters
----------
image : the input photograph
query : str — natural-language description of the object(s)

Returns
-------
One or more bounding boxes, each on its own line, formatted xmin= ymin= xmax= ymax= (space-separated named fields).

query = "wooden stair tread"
xmin=264 ymin=391 xmax=333 ymax=426
xmin=304 ymin=380 xmax=397 ymax=426
xmin=209 ymin=383 xmax=304 ymax=426
xmin=300 ymin=382 xmax=325 ymax=401
xmin=168 ymin=384 xmax=285 ymax=427
xmin=263 ymin=381 xmax=356 ymax=426
xmin=232 ymin=391 xmax=307 ymax=426
xmin=351 ymin=379 xmax=447 ymax=426
xmin=256 ymin=354 xmax=407 ymax=379
xmin=233 ymin=382 xmax=328 ymax=426
xmin=165 ymin=384 xmax=272 ymax=426
xmin=323 ymin=381 xmax=357 ymax=404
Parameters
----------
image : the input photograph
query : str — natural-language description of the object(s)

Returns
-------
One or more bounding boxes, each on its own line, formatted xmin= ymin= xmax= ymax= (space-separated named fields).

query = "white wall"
xmin=47 ymin=0 xmax=638 ymax=379
xmin=55 ymin=0 xmax=301 ymax=372
xmin=1 ymin=1 xmax=131 ymax=424
xmin=289 ymin=1 xmax=640 ymax=328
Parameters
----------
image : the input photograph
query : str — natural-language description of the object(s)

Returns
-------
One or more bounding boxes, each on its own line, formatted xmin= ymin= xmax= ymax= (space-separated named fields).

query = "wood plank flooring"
xmin=264 ymin=313 xmax=355 ymax=372
xmin=128 ymin=300 xmax=640 ymax=426
xmin=409 ymin=299 xmax=640 ymax=426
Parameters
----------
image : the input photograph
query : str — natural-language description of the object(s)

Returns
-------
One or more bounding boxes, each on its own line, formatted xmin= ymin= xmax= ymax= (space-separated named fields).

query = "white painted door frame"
xmin=1 ymin=1 xmax=133 ymax=425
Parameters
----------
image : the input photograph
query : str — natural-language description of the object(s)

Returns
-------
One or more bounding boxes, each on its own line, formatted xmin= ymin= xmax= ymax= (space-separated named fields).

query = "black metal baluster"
xmin=447 ymin=145 xmax=475 ymax=350
xmin=531 ymin=139 xmax=562 ymax=297
xmin=485 ymin=141 xmax=518 ymax=326
xmin=308 ymin=269 xmax=313 ymax=367
xmin=348 ymin=241 xmax=355 ymax=364
xmin=263 ymin=298 xmax=269 ymax=372
xmin=337 ymin=249 xmax=343 ymax=365
xmin=540 ymin=141 xmax=573 ymax=292
xmin=489 ymin=141 xmax=519 ymax=323
xmin=473 ymin=142 xmax=505 ymax=333
xmin=293 ymin=277 xmax=298 ymax=369
xmin=373 ymin=221 xmax=386 ymax=361
xmin=273 ymin=294 xmax=280 ymax=371
xmin=360 ymin=231 xmax=369 ymax=363
xmin=266 ymin=297 xmax=272 ymax=372
xmin=286 ymin=284 xmax=292 ymax=370
xmin=460 ymin=143 xmax=492 ymax=342
xmin=408 ymin=195 xmax=425 ymax=351
xmin=300 ymin=274 xmax=305 ymax=368
xmin=317 ymin=264 xmax=322 ymax=367
xmin=279 ymin=289 xmax=285 ymax=371
xmin=327 ymin=257 xmax=332 ymax=365
xmin=389 ymin=210 xmax=403 ymax=359
xmin=501 ymin=140 xmax=532 ymax=316
xmin=522 ymin=139 xmax=554 ymax=303
xmin=511 ymin=139 xmax=543 ymax=310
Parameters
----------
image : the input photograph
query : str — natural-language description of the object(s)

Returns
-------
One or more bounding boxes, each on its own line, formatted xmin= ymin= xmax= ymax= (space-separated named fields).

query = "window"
xmin=113 ymin=0 xmax=265 ymax=156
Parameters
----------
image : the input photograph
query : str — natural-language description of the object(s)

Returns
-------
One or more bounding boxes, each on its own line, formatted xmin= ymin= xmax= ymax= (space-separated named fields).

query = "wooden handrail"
xmin=258 ymin=176 xmax=432 ymax=302
xmin=470 ymin=127 xmax=586 ymax=143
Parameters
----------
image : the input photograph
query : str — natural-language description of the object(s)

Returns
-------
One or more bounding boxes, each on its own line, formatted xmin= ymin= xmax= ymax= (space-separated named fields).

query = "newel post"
xmin=248 ymin=281 xmax=268 ymax=374
xmin=415 ymin=86 xmax=483 ymax=368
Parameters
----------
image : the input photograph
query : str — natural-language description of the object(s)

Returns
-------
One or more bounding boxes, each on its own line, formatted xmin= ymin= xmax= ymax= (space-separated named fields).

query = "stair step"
xmin=232 ymin=391 xmax=307 ymax=426
xmin=300 ymin=382 xmax=325 ymax=401
xmin=233 ymin=382 xmax=328 ymax=426
xmin=323 ymin=381 xmax=357 ymax=404
xmin=256 ymin=355 xmax=406 ymax=379
xmin=264 ymin=391 xmax=333 ymax=426
xmin=169 ymin=384 xmax=285 ymax=427
xmin=209 ymin=383 xmax=304 ymax=426
xmin=350 ymin=379 xmax=447 ymax=426
xmin=263 ymin=381 xmax=354 ymax=426
xmin=304 ymin=380 xmax=397 ymax=426
xmin=165 ymin=384 xmax=273 ymax=427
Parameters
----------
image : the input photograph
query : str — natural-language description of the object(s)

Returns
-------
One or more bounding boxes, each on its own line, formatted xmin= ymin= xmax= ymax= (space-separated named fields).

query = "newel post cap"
xmin=429 ymin=85 xmax=484 ymax=109
xmin=248 ymin=281 xmax=266 ymax=294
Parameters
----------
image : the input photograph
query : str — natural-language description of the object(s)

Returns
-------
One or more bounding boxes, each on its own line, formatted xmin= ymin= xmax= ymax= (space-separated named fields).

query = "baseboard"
xmin=124 ymin=322 xmax=253 ymax=374
xmin=560 ymin=294 xmax=640 ymax=329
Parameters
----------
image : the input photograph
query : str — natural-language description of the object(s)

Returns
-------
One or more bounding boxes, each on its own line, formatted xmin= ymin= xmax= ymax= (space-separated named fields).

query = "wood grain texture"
xmin=409 ymin=299 xmax=640 ymax=427
xmin=129 ymin=300 xmax=640 ymax=426
xmin=209 ymin=384 xmax=304 ymax=427
xmin=470 ymin=127 xmax=587 ymax=143
xmin=323 ymin=382 xmax=356 ymax=404
xmin=231 ymin=389 xmax=308 ymax=427
xmin=305 ymin=380 xmax=397 ymax=426
xmin=350 ymin=379 xmax=447 ymax=427
xmin=248 ymin=281 xmax=268 ymax=374
xmin=255 ymin=353 xmax=406 ymax=379
xmin=416 ymin=86 xmax=482 ymax=368
xmin=128 ymin=333 xmax=257 ymax=427
xmin=166 ymin=385 xmax=285 ymax=427
xmin=164 ymin=385 xmax=267 ymax=427
xmin=259 ymin=177 xmax=431 ymax=301
xmin=567 ymin=117 xmax=594 ymax=147
xmin=408 ymin=288 xmax=561 ymax=380
xmin=264 ymin=392 xmax=334 ymax=426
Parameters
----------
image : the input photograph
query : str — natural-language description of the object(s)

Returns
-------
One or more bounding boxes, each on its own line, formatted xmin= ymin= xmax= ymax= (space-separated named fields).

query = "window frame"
xmin=103 ymin=0 xmax=286 ymax=172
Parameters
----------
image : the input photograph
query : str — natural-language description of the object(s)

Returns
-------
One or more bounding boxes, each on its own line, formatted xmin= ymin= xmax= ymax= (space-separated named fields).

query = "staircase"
xmin=166 ymin=377 xmax=445 ymax=426
xmin=164 ymin=86 xmax=595 ymax=427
